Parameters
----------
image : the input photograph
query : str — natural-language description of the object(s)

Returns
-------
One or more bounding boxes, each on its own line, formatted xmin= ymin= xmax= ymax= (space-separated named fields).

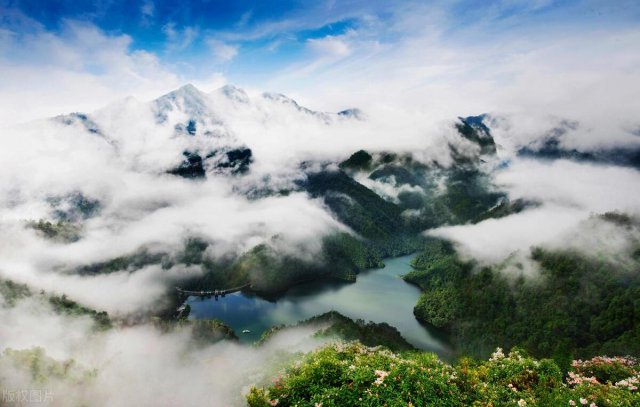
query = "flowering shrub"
xmin=247 ymin=342 xmax=461 ymax=406
xmin=247 ymin=344 xmax=640 ymax=407
xmin=571 ymin=356 xmax=638 ymax=384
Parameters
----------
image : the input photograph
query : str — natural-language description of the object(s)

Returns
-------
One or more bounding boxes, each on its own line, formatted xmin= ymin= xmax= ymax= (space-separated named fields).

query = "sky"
xmin=1 ymin=0 xmax=640 ymax=126
xmin=1 ymin=2 xmax=640 ymax=405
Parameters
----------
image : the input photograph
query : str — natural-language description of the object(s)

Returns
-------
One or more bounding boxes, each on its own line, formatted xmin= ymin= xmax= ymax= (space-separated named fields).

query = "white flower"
xmin=580 ymin=398 xmax=588 ymax=405
xmin=517 ymin=399 xmax=527 ymax=407
xmin=490 ymin=347 xmax=505 ymax=361
xmin=569 ymin=401 xmax=576 ymax=406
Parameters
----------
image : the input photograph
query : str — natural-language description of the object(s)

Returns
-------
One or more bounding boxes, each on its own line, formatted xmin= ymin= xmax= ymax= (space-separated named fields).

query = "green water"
xmin=187 ymin=254 xmax=448 ymax=353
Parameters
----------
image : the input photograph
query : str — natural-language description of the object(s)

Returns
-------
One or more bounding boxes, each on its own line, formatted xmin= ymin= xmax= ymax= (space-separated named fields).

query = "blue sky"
xmin=0 ymin=0 xmax=639 ymax=125
xmin=4 ymin=0 xmax=638 ymax=83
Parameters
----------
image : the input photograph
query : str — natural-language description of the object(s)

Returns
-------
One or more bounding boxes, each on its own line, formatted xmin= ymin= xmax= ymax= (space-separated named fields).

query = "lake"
xmin=187 ymin=254 xmax=449 ymax=354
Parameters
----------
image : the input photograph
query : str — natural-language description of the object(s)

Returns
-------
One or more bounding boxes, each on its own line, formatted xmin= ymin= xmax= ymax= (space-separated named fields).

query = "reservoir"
xmin=186 ymin=254 xmax=448 ymax=354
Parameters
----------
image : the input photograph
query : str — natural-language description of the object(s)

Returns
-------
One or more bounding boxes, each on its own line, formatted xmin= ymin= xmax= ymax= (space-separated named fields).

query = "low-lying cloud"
xmin=431 ymin=159 xmax=640 ymax=264
xmin=1 ymin=295 xmax=327 ymax=406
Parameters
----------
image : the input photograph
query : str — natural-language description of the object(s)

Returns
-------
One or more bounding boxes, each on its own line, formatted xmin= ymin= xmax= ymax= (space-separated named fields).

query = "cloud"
xmin=141 ymin=0 xmax=155 ymax=18
xmin=236 ymin=10 xmax=254 ymax=28
xmin=307 ymin=34 xmax=351 ymax=58
xmin=0 ymin=90 xmax=364 ymax=313
xmin=140 ymin=0 xmax=155 ymax=26
xmin=0 ymin=19 xmax=186 ymax=125
xmin=0 ymin=294 xmax=328 ymax=406
xmin=206 ymin=38 xmax=239 ymax=62
xmin=0 ymin=2 xmax=639 ymax=405
xmin=162 ymin=23 xmax=198 ymax=52
xmin=431 ymin=204 xmax=587 ymax=263
xmin=260 ymin=4 xmax=640 ymax=152
xmin=430 ymin=159 xmax=640 ymax=263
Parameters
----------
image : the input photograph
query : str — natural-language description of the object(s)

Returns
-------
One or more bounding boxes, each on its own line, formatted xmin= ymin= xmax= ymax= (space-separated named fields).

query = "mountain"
xmin=337 ymin=115 xmax=524 ymax=231
xmin=518 ymin=135 xmax=640 ymax=169
xmin=41 ymin=89 xmax=525 ymax=297
xmin=50 ymin=84 xmax=369 ymax=180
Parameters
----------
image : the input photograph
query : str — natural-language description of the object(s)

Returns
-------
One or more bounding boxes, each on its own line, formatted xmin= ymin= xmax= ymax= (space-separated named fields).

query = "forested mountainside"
xmin=3 ymin=84 xmax=640 ymax=407
xmin=22 ymin=95 xmax=517 ymax=300
xmin=405 ymin=212 xmax=640 ymax=364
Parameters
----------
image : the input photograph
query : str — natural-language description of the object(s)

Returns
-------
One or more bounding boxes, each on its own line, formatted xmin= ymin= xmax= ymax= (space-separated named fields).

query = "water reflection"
xmin=187 ymin=254 xmax=448 ymax=354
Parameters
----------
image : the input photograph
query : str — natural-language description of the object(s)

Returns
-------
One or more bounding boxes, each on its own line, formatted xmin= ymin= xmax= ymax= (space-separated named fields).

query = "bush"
xmin=247 ymin=343 xmax=640 ymax=407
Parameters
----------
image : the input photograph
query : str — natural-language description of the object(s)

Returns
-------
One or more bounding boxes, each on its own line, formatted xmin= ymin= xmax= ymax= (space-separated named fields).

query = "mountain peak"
xmin=153 ymin=84 xmax=210 ymax=123
xmin=262 ymin=92 xmax=299 ymax=106
xmin=179 ymin=82 xmax=198 ymax=92
xmin=217 ymin=84 xmax=249 ymax=103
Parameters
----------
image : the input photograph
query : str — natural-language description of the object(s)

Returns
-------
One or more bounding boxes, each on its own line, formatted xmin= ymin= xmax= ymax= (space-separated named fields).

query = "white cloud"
xmin=141 ymin=0 xmax=155 ymax=18
xmin=0 ymin=20 xmax=187 ymax=125
xmin=430 ymin=159 xmax=640 ymax=263
xmin=263 ymin=7 xmax=640 ymax=152
xmin=206 ymin=38 xmax=239 ymax=62
xmin=0 ymin=3 xmax=639 ymax=405
xmin=431 ymin=204 xmax=587 ymax=263
xmin=162 ymin=23 xmax=198 ymax=52
xmin=307 ymin=34 xmax=351 ymax=58
xmin=0 ymin=90 xmax=361 ymax=313
xmin=0 ymin=295 xmax=328 ymax=406
xmin=140 ymin=0 xmax=155 ymax=26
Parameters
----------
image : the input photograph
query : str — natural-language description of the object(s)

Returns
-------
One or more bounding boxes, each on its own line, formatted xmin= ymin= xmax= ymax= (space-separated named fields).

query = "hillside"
xmin=247 ymin=342 xmax=640 ymax=407
xmin=403 ymin=213 xmax=640 ymax=364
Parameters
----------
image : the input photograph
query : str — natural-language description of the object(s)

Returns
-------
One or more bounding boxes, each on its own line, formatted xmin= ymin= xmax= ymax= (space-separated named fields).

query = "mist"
xmin=431 ymin=158 xmax=640 ymax=265
xmin=1 ymin=1 xmax=640 ymax=405
xmin=1 ymin=294 xmax=327 ymax=406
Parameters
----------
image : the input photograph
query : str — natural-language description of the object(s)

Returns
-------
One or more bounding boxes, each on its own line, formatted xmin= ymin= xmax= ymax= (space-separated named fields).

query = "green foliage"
xmin=154 ymin=318 xmax=238 ymax=344
xmin=248 ymin=343 xmax=640 ymax=406
xmin=227 ymin=243 xmax=321 ymax=293
xmin=0 ymin=278 xmax=31 ymax=306
xmin=332 ymin=118 xmax=511 ymax=232
xmin=260 ymin=311 xmax=415 ymax=352
xmin=188 ymin=232 xmax=417 ymax=296
xmin=571 ymin=356 xmax=639 ymax=384
xmin=176 ymin=237 xmax=209 ymax=265
xmin=406 ymin=234 xmax=640 ymax=361
xmin=413 ymin=284 xmax=460 ymax=329
xmin=436 ymin=168 xmax=505 ymax=225
xmin=0 ymin=277 xmax=111 ymax=330
xmin=178 ymin=303 xmax=191 ymax=320
xmin=404 ymin=237 xmax=464 ymax=288
xmin=26 ymin=219 xmax=81 ymax=242
xmin=49 ymin=294 xmax=112 ymax=330
xmin=247 ymin=342 xmax=461 ymax=407
xmin=75 ymin=248 xmax=167 ymax=275
xmin=188 ymin=319 xmax=238 ymax=343
xmin=360 ymin=160 xmax=513 ymax=232
xmin=0 ymin=347 xmax=95 ymax=385
xmin=321 ymin=233 xmax=384 ymax=273
xmin=601 ymin=211 xmax=635 ymax=228
xmin=235 ymin=238 xmax=364 ymax=293
xmin=339 ymin=150 xmax=373 ymax=171
xmin=305 ymin=170 xmax=406 ymax=241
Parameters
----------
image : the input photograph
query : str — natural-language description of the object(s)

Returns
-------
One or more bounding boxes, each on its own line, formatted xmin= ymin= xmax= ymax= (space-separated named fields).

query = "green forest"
xmin=404 ymin=213 xmax=640 ymax=365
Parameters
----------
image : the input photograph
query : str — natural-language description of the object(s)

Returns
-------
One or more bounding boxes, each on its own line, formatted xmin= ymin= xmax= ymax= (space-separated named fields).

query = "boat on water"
xmin=242 ymin=329 xmax=251 ymax=334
